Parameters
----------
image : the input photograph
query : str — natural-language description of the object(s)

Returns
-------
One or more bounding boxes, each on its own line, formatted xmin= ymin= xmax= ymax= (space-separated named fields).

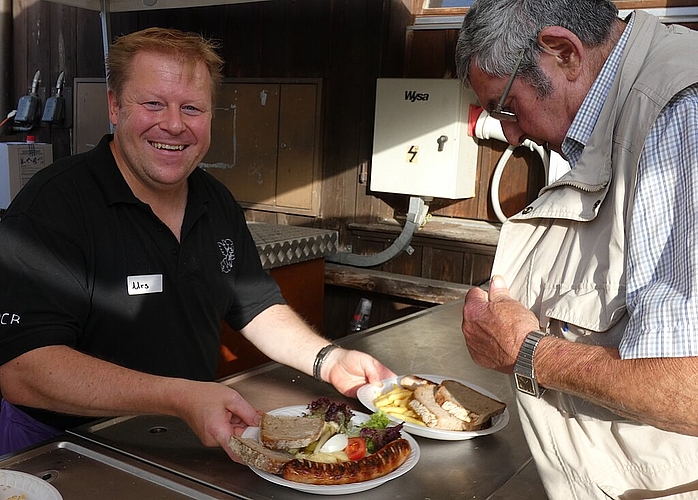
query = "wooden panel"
xmin=423 ymin=246 xmax=465 ymax=282
xmin=204 ymin=82 xmax=280 ymax=205
xmin=276 ymin=83 xmax=320 ymax=210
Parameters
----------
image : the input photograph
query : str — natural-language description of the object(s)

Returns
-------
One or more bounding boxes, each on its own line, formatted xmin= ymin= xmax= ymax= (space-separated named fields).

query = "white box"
xmin=371 ymin=78 xmax=479 ymax=199
xmin=0 ymin=143 xmax=54 ymax=209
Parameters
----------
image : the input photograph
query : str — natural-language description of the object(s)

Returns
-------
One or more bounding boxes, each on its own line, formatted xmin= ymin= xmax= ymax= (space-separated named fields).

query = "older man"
xmin=458 ymin=1 xmax=698 ymax=498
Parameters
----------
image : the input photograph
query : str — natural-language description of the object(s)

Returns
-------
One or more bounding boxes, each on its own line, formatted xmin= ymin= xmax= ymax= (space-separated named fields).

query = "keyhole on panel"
xmin=437 ymin=135 xmax=448 ymax=152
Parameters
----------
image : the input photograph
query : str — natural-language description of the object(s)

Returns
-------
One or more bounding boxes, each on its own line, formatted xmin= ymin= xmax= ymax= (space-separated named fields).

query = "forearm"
xmin=0 ymin=345 xmax=192 ymax=419
xmin=240 ymin=304 xmax=332 ymax=377
xmin=535 ymin=336 xmax=698 ymax=435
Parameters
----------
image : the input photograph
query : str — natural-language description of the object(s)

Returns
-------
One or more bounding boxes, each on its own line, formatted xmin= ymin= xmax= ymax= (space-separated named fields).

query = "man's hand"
xmin=174 ymin=380 xmax=262 ymax=462
xmin=461 ymin=275 xmax=539 ymax=373
xmin=323 ymin=349 xmax=396 ymax=398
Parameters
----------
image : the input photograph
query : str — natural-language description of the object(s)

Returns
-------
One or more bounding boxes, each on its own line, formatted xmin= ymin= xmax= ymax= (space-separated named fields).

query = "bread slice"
xmin=228 ymin=436 xmax=294 ymax=475
xmin=434 ymin=379 xmax=506 ymax=431
xmin=260 ymin=413 xmax=325 ymax=450
xmin=399 ymin=374 xmax=434 ymax=391
xmin=408 ymin=384 xmax=465 ymax=431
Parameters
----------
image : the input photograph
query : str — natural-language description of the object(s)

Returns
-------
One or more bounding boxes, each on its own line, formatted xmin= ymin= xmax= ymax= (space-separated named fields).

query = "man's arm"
xmin=0 ymin=346 xmax=261 ymax=458
xmin=462 ymin=276 xmax=698 ymax=436
xmin=240 ymin=304 xmax=395 ymax=397
xmin=534 ymin=336 xmax=698 ymax=435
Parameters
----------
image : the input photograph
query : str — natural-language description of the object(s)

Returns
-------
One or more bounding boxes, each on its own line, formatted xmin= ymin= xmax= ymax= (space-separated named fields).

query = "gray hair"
xmin=456 ymin=0 xmax=619 ymax=96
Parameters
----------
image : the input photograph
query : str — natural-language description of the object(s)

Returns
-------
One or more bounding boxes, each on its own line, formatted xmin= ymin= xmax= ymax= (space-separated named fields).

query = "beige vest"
xmin=493 ymin=12 xmax=698 ymax=499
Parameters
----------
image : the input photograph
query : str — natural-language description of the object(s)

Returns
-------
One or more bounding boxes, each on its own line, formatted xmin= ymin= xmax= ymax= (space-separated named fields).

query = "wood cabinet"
xmin=202 ymin=79 xmax=323 ymax=216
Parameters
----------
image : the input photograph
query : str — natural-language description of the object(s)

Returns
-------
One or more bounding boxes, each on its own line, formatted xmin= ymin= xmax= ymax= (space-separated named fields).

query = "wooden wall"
xmin=7 ymin=0 xmax=542 ymax=228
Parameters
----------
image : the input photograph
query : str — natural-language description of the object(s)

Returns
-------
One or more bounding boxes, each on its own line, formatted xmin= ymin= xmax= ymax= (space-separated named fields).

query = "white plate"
xmin=357 ymin=374 xmax=509 ymax=441
xmin=241 ymin=405 xmax=420 ymax=495
xmin=0 ymin=470 xmax=62 ymax=500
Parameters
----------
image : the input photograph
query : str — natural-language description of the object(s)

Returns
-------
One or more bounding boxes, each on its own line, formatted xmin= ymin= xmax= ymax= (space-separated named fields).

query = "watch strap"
xmin=513 ymin=330 xmax=547 ymax=398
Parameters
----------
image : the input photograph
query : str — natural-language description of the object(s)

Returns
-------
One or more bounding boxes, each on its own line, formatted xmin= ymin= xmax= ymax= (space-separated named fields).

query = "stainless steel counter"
xmin=0 ymin=300 xmax=547 ymax=499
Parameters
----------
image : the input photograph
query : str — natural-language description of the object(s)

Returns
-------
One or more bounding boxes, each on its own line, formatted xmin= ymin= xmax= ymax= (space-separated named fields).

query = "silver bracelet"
xmin=313 ymin=343 xmax=339 ymax=382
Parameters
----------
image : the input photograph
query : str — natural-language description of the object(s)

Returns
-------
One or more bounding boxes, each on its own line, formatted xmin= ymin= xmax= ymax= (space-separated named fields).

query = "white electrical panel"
xmin=0 ymin=143 xmax=54 ymax=209
xmin=370 ymin=78 xmax=480 ymax=199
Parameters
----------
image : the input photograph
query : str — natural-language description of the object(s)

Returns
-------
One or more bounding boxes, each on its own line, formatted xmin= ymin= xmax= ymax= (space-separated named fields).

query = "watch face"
xmin=515 ymin=373 xmax=535 ymax=395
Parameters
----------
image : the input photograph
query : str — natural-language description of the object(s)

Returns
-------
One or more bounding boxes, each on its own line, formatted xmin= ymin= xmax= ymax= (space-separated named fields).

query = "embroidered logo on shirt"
xmin=217 ymin=238 xmax=235 ymax=273
xmin=127 ymin=274 xmax=164 ymax=295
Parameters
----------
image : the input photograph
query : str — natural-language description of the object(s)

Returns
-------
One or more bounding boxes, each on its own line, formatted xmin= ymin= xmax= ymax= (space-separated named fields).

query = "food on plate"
xmin=282 ymin=438 xmax=412 ymax=485
xmin=229 ymin=397 xmax=410 ymax=485
xmin=410 ymin=384 xmax=466 ymax=431
xmin=399 ymin=374 xmax=434 ymax=390
xmin=373 ymin=375 xmax=506 ymax=431
xmin=435 ymin=379 xmax=506 ymax=430
xmin=260 ymin=413 xmax=324 ymax=450
xmin=229 ymin=436 xmax=295 ymax=475
xmin=373 ymin=385 xmax=425 ymax=426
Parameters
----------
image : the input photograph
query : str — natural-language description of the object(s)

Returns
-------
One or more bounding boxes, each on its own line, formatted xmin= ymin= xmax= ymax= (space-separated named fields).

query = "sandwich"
xmin=434 ymin=379 xmax=506 ymax=430
xmin=409 ymin=383 xmax=467 ymax=431
xmin=401 ymin=375 xmax=506 ymax=431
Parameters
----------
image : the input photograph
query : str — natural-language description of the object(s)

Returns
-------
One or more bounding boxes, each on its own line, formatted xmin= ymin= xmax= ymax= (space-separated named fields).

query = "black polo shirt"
xmin=0 ymin=135 xmax=284 ymax=429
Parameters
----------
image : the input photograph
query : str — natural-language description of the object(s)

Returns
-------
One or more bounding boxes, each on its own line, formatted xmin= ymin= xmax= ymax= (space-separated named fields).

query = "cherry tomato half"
xmin=345 ymin=437 xmax=367 ymax=460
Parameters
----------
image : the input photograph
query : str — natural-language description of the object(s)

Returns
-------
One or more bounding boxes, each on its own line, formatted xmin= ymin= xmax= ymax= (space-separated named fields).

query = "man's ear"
xmin=538 ymin=26 xmax=583 ymax=81
xmin=107 ymin=88 xmax=119 ymax=126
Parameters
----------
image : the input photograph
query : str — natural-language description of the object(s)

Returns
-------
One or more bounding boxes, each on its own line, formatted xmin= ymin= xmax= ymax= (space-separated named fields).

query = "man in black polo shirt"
xmin=0 ymin=27 xmax=394 ymax=457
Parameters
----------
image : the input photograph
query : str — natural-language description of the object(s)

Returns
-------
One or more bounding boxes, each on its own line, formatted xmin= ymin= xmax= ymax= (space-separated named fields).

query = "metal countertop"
xmin=1 ymin=300 xmax=547 ymax=499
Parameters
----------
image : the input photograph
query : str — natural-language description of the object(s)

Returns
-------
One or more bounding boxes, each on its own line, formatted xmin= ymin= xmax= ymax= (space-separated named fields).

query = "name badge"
xmin=127 ymin=274 xmax=163 ymax=295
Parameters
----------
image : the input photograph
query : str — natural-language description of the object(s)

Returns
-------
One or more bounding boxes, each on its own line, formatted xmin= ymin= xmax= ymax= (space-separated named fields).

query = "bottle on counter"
xmin=349 ymin=298 xmax=372 ymax=332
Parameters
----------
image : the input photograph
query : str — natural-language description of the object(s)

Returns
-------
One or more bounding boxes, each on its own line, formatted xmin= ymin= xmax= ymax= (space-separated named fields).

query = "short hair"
xmin=456 ymin=0 xmax=619 ymax=96
xmin=106 ymin=27 xmax=224 ymax=104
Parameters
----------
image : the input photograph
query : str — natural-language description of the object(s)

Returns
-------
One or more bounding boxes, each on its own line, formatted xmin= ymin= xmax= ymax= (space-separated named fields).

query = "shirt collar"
xmin=561 ymin=13 xmax=635 ymax=167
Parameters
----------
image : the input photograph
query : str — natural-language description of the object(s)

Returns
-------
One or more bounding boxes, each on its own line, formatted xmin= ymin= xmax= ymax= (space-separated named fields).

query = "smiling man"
xmin=457 ymin=0 xmax=698 ymax=498
xmin=0 ymin=27 xmax=394 ymax=458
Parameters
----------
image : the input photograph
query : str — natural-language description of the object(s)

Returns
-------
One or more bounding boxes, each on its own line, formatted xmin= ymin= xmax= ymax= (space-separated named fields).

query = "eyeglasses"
xmin=490 ymin=49 xmax=525 ymax=123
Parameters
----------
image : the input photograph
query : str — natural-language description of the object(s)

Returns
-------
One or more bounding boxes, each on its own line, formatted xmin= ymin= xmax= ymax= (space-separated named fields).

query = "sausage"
xmin=281 ymin=438 xmax=412 ymax=485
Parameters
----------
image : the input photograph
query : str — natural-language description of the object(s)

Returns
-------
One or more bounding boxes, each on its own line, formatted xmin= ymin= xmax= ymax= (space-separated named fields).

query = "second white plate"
xmin=356 ymin=374 xmax=509 ymax=441
xmin=0 ymin=470 xmax=63 ymax=500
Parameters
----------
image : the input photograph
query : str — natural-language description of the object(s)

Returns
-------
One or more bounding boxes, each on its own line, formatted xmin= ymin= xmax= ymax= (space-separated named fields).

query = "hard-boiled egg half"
xmin=318 ymin=433 xmax=349 ymax=453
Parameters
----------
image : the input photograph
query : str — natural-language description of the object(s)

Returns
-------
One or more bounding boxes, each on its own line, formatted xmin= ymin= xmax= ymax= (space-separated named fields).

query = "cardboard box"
xmin=0 ymin=142 xmax=54 ymax=209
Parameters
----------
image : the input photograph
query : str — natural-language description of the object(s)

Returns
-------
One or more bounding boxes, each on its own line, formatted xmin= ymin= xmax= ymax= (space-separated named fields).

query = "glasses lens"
xmin=490 ymin=109 xmax=517 ymax=122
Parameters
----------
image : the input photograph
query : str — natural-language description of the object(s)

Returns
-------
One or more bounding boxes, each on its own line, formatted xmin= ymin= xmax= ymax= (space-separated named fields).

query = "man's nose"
xmin=160 ymin=107 xmax=186 ymax=134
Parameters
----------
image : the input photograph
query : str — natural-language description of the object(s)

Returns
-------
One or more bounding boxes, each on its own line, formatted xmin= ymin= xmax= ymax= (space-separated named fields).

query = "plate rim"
xmin=240 ymin=405 xmax=420 ymax=495
xmin=0 ymin=469 xmax=63 ymax=500
xmin=356 ymin=373 xmax=509 ymax=441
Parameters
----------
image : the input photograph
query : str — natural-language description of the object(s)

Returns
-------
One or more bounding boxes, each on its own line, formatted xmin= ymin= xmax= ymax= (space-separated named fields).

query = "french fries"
xmin=374 ymin=385 xmax=426 ymax=426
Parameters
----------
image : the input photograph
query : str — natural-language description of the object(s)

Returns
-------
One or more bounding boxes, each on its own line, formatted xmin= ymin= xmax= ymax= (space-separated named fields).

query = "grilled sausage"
xmin=282 ymin=438 xmax=411 ymax=485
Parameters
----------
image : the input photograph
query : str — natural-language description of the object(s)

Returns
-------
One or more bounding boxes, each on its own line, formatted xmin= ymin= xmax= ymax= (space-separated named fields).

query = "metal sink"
xmin=0 ymin=435 xmax=233 ymax=499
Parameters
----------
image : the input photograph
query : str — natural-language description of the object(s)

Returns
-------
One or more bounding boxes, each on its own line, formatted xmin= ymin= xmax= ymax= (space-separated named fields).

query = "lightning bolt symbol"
xmin=408 ymin=146 xmax=418 ymax=163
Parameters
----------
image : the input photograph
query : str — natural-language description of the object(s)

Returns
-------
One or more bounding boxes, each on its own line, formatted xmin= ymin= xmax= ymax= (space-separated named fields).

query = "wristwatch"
xmin=513 ymin=330 xmax=547 ymax=398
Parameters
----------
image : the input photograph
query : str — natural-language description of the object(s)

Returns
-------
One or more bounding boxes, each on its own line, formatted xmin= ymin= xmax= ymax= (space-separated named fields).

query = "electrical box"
xmin=370 ymin=78 xmax=480 ymax=199
xmin=0 ymin=143 xmax=54 ymax=209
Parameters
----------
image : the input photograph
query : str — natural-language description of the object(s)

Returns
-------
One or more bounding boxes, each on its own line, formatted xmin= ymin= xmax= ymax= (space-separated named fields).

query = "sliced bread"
xmin=260 ymin=413 xmax=325 ymax=450
xmin=409 ymin=384 xmax=465 ymax=431
xmin=228 ymin=436 xmax=295 ymax=475
xmin=434 ymin=379 xmax=506 ymax=431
